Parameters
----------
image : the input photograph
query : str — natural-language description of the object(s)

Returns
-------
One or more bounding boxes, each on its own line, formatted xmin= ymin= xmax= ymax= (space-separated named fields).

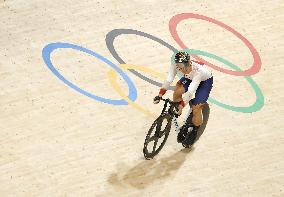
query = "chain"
xmin=172 ymin=116 xmax=180 ymax=133
xmin=172 ymin=106 xmax=193 ymax=134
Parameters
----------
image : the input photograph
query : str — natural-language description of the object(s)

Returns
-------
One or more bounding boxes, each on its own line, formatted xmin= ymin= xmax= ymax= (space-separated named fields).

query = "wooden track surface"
xmin=0 ymin=0 xmax=283 ymax=196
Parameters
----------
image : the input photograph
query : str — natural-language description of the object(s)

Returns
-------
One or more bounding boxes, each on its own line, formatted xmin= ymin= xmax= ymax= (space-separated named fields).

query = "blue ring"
xmin=42 ymin=42 xmax=137 ymax=105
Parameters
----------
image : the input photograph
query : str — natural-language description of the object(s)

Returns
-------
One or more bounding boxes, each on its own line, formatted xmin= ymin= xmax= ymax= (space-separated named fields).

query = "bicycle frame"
xmin=174 ymin=104 xmax=193 ymax=133
xmin=160 ymin=98 xmax=193 ymax=134
xmin=143 ymin=98 xmax=209 ymax=159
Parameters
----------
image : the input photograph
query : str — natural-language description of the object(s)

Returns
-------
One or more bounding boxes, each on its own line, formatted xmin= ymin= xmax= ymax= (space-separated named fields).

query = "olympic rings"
xmin=42 ymin=42 xmax=137 ymax=105
xmin=169 ymin=13 xmax=262 ymax=76
xmin=106 ymin=28 xmax=178 ymax=90
xmin=108 ymin=64 xmax=166 ymax=117
xmin=42 ymin=13 xmax=264 ymax=114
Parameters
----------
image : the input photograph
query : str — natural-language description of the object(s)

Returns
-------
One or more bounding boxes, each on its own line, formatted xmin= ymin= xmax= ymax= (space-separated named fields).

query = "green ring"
xmin=171 ymin=49 xmax=264 ymax=113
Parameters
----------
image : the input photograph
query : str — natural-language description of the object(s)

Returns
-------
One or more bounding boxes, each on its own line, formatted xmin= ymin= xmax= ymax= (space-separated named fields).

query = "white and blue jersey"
xmin=162 ymin=60 xmax=213 ymax=105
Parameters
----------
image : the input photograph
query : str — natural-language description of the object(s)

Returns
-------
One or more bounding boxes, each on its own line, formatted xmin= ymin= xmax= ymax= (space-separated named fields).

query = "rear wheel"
xmin=196 ymin=103 xmax=210 ymax=141
xmin=181 ymin=103 xmax=210 ymax=148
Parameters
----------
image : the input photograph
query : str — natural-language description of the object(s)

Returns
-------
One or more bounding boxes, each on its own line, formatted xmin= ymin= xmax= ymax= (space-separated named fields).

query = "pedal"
xmin=177 ymin=125 xmax=190 ymax=143
xmin=182 ymin=129 xmax=197 ymax=146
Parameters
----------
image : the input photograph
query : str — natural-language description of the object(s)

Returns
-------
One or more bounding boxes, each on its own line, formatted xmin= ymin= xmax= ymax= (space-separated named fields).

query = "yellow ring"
xmin=107 ymin=64 xmax=167 ymax=117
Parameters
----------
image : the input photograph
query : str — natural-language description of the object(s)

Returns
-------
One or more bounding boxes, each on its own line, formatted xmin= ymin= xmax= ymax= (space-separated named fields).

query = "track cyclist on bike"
xmin=153 ymin=51 xmax=213 ymax=146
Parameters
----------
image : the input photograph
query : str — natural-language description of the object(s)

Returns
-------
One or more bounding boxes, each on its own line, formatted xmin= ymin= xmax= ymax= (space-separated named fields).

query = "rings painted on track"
xmin=42 ymin=42 xmax=137 ymax=105
xmin=108 ymin=64 xmax=166 ymax=117
xmin=42 ymin=13 xmax=265 ymax=113
xmin=105 ymin=28 xmax=178 ymax=90
xmin=169 ymin=13 xmax=262 ymax=76
xmin=175 ymin=49 xmax=264 ymax=112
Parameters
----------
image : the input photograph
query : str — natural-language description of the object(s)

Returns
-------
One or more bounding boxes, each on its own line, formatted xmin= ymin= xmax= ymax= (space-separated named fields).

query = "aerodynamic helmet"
xmin=174 ymin=51 xmax=190 ymax=64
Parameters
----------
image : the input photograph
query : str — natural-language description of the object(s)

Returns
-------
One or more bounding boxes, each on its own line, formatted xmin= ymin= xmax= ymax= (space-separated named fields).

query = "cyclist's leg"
xmin=173 ymin=78 xmax=186 ymax=102
xmin=184 ymin=77 xmax=213 ymax=145
xmin=176 ymin=77 xmax=192 ymax=142
xmin=173 ymin=77 xmax=191 ymax=115
xmin=192 ymin=104 xmax=204 ymax=126
xmin=191 ymin=77 xmax=213 ymax=126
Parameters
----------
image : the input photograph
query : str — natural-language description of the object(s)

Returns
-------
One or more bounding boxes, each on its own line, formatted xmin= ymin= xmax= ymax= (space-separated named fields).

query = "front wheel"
xmin=143 ymin=113 xmax=172 ymax=159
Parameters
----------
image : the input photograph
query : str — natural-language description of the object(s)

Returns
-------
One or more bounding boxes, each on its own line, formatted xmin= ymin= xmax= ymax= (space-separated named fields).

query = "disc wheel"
xmin=181 ymin=103 xmax=210 ymax=148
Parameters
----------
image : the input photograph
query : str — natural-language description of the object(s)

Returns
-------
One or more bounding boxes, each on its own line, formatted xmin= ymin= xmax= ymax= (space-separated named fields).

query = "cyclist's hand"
xmin=153 ymin=96 xmax=161 ymax=104
xmin=173 ymin=105 xmax=183 ymax=116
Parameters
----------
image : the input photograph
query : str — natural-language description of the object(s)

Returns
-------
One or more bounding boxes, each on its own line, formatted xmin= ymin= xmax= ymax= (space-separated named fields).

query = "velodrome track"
xmin=0 ymin=0 xmax=283 ymax=196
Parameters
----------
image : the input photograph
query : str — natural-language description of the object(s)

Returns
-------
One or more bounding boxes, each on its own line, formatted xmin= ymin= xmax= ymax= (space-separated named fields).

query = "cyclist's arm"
xmin=161 ymin=64 xmax=177 ymax=90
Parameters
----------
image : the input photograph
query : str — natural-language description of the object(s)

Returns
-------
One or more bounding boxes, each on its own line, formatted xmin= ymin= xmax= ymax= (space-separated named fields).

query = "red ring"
xmin=169 ymin=13 xmax=261 ymax=76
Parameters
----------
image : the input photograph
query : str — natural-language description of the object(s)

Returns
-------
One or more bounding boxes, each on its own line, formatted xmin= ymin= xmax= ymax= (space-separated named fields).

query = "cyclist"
xmin=153 ymin=51 xmax=213 ymax=146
